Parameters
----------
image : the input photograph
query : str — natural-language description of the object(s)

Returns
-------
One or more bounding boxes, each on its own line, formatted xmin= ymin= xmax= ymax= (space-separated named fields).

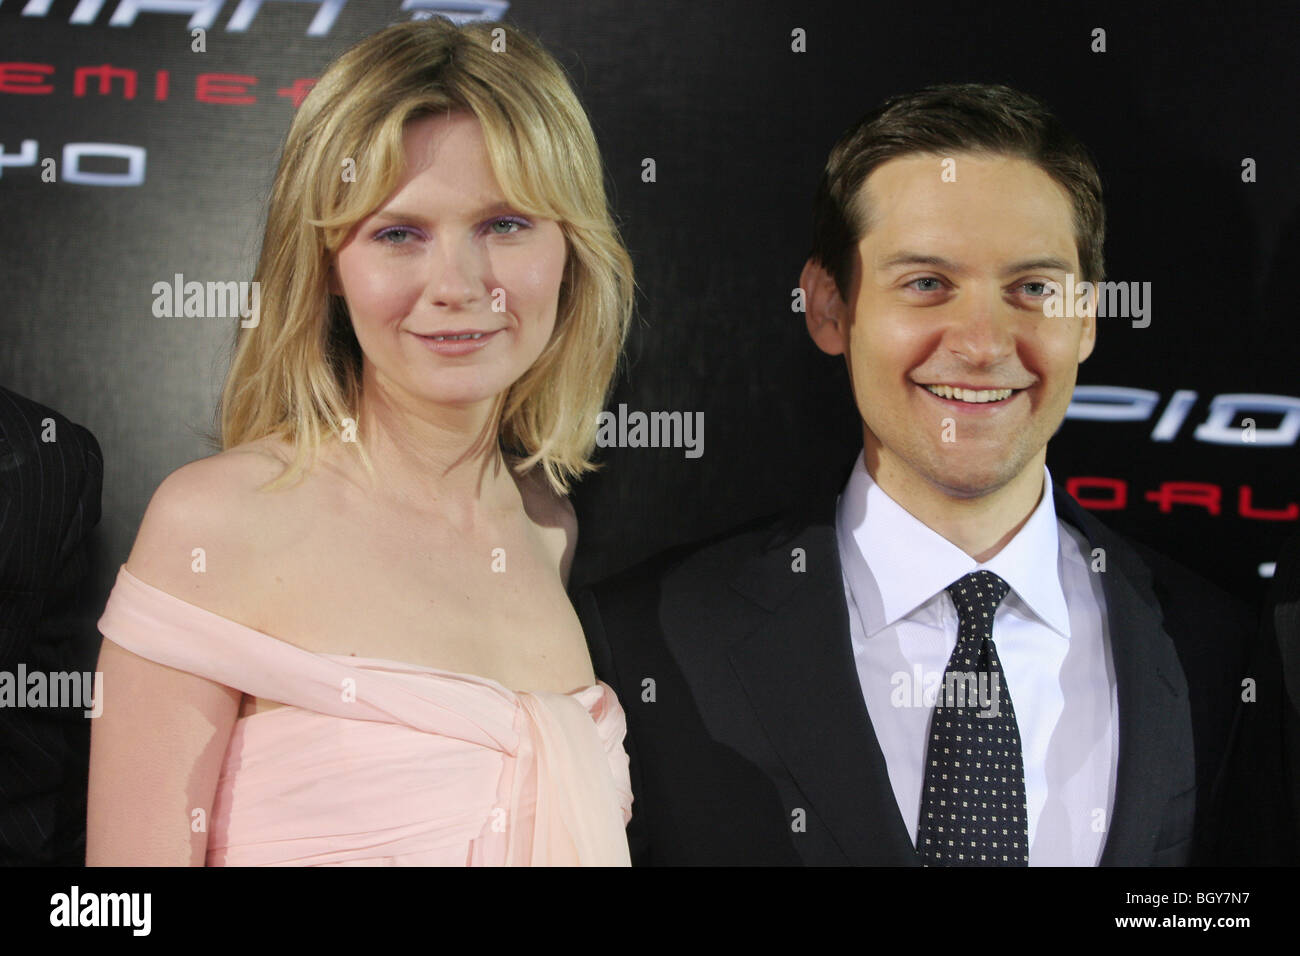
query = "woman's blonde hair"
xmin=220 ymin=18 xmax=634 ymax=494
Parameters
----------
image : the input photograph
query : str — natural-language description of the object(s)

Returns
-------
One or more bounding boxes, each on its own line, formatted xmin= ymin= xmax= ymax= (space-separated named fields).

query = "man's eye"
xmin=1019 ymin=281 xmax=1050 ymax=296
xmin=908 ymin=277 xmax=944 ymax=292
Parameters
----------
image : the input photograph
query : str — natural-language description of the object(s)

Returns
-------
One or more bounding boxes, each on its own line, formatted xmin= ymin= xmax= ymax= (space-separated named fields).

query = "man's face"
xmin=806 ymin=151 xmax=1096 ymax=500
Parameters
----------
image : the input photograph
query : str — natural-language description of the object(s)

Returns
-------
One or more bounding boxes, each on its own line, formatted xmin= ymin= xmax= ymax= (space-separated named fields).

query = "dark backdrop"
xmin=1 ymin=0 xmax=1296 ymax=615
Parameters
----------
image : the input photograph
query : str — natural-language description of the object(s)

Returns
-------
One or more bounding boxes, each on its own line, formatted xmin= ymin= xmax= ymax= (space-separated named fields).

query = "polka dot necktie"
xmin=917 ymin=570 xmax=1028 ymax=866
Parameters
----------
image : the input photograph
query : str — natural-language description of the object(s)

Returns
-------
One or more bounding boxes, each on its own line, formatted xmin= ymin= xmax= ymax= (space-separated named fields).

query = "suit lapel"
xmin=726 ymin=508 xmax=920 ymax=865
xmin=719 ymin=486 xmax=1187 ymax=866
xmin=1053 ymin=487 xmax=1189 ymax=865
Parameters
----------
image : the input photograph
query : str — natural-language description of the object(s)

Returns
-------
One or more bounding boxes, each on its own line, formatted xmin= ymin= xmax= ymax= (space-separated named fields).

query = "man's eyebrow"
xmin=876 ymin=252 xmax=964 ymax=272
xmin=876 ymin=252 xmax=1075 ymax=275
xmin=1001 ymin=256 xmax=1073 ymax=275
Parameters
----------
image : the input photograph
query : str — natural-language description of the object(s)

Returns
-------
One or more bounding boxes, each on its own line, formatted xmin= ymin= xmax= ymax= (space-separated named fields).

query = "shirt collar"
xmin=835 ymin=452 xmax=1072 ymax=638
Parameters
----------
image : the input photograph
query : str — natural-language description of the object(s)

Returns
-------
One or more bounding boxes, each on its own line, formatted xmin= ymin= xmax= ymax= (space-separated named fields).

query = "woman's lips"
xmin=412 ymin=328 xmax=500 ymax=356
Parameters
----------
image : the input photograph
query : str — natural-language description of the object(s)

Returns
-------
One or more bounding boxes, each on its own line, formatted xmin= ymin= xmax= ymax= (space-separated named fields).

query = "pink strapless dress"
xmin=97 ymin=567 xmax=632 ymax=866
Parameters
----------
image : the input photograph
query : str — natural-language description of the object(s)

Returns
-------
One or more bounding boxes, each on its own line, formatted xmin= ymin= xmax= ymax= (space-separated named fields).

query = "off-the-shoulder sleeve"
xmin=97 ymin=565 xmax=632 ymax=866
xmin=97 ymin=566 xmax=515 ymax=749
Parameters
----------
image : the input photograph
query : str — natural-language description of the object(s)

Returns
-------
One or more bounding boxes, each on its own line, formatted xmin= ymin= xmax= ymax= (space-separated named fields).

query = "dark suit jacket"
xmin=0 ymin=386 xmax=103 ymax=866
xmin=578 ymin=483 xmax=1253 ymax=865
xmin=1214 ymin=530 xmax=1300 ymax=863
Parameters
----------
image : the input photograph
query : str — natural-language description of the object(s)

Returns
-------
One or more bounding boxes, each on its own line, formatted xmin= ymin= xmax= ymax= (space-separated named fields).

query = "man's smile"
xmin=921 ymin=383 xmax=1018 ymax=403
xmin=917 ymin=382 xmax=1030 ymax=409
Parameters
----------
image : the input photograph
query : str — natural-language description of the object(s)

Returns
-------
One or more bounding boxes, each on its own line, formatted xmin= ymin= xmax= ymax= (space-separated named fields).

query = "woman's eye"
xmin=487 ymin=217 xmax=529 ymax=235
xmin=376 ymin=227 xmax=415 ymax=245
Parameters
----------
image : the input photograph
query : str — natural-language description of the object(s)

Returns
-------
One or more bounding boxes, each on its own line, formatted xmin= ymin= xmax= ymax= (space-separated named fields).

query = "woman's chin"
xmin=413 ymin=381 xmax=515 ymax=411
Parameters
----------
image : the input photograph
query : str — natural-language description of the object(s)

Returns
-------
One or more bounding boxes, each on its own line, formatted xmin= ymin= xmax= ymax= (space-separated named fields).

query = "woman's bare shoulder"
xmin=139 ymin=437 xmax=296 ymax=530
xmin=517 ymin=466 xmax=576 ymax=530
xmin=517 ymin=466 xmax=578 ymax=583
xmin=124 ymin=437 xmax=302 ymax=600
xmin=164 ymin=437 xmax=290 ymax=491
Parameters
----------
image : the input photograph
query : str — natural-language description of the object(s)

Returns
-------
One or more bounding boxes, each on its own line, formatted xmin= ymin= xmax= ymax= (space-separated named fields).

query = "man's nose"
xmin=942 ymin=289 xmax=1017 ymax=367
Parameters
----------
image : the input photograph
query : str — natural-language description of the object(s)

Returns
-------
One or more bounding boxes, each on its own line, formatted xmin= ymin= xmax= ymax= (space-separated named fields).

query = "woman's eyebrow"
xmin=368 ymin=199 xmax=518 ymax=225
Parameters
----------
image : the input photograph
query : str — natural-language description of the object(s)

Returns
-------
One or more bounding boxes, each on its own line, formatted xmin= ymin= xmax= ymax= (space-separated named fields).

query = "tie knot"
xmin=945 ymin=570 xmax=1011 ymax=616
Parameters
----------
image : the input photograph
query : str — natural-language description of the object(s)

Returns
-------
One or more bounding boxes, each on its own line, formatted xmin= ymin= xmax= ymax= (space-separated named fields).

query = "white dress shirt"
xmin=835 ymin=452 xmax=1119 ymax=865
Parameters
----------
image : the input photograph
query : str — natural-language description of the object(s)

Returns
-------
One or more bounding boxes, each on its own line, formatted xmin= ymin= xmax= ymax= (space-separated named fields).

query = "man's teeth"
xmin=924 ymin=384 xmax=1015 ymax=403
xmin=430 ymin=332 xmax=485 ymax=341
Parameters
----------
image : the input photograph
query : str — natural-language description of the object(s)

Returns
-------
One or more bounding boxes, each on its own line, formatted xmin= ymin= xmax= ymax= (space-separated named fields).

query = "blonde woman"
xmin=86 ymin=19 xmax=634 ymax=866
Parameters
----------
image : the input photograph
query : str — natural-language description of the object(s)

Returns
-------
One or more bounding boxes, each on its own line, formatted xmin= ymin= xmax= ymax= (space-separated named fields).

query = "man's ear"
xmin=800 ymin=258 xmax=849 ymax=356
xmin=1077 ymin=286 xmax=1097 ymax=363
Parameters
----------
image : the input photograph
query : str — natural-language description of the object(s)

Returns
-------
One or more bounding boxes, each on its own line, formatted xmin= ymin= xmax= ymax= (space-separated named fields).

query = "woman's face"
xmin=333 ymin=112 xmax=567 ymax=413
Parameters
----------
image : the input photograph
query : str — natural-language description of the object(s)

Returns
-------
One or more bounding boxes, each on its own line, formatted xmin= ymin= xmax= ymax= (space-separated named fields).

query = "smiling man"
xmin=803 ymin=149 xmax=1093 ymax=561
xmin=578 ymin=83 xmax=1252 ymax=866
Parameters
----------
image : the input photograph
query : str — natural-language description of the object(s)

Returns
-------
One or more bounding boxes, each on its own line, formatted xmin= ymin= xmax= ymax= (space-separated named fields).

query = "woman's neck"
xmin=345 ymin=374 xmax=519 ymax=526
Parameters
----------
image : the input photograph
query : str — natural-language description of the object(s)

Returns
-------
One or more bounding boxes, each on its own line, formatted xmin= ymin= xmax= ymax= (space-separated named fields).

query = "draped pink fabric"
xmin=97 ymin=567 xmax=632 ymax=866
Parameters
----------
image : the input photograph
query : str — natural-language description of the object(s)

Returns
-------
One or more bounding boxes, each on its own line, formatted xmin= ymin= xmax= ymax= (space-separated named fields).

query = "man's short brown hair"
xmin=810 ymin=83 xmax=1106 ymax=299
